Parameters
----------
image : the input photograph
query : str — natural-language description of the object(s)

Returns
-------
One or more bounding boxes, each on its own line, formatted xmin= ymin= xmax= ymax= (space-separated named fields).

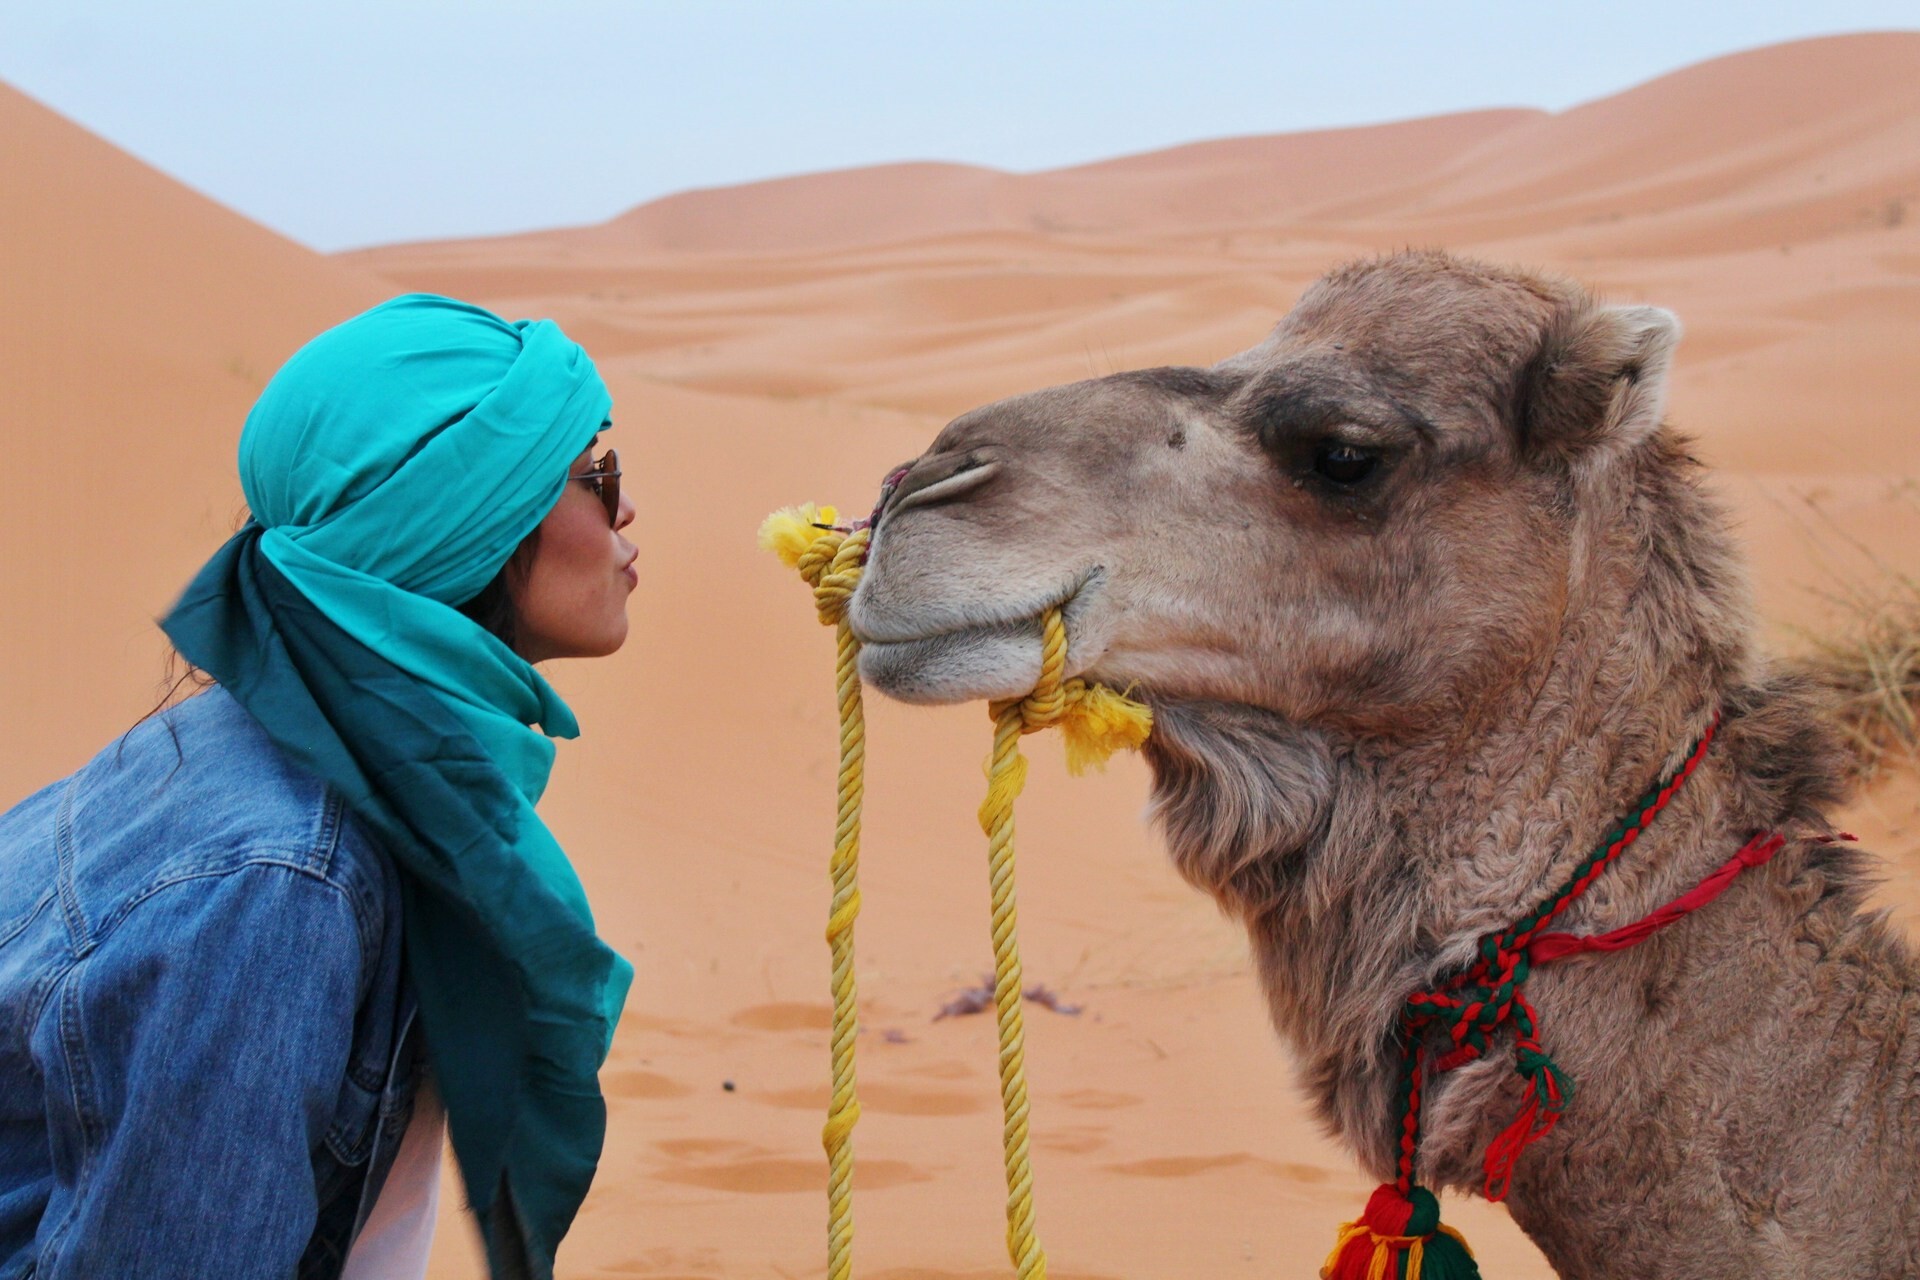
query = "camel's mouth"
xmin=851 ymin=568 xmax=1106 ymax=705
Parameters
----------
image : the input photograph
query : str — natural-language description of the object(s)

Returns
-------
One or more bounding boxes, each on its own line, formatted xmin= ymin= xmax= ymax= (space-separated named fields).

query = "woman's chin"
xmin=521 ymin=616 xmax=629 ymax=663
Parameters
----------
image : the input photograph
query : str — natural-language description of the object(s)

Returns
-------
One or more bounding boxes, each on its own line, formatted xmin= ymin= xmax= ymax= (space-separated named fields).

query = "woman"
xmin=0 ymin=295 xmax=637 ymax=1280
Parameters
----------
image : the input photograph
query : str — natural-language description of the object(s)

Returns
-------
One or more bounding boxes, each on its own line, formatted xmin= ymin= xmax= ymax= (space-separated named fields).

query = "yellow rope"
xmin=760 ymin=504 xmax=1152 ymax=1279
xmin=761 ymin=505 xmax=867 ymax=1280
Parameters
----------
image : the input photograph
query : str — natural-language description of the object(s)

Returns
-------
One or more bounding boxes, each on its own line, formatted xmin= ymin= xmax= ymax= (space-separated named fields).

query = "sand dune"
xmin=1310 ymin=33 xmax=1920 ymax=240
xmin=0 ymin=83 xmax=390 ymax=794
xmin=369 ymin=108 xmax=1538 ymax=261
xmin=7 ymin=30 xmax=1920 ymax=1280
xmin=350 ymin=35 xmax=1920 ymax=479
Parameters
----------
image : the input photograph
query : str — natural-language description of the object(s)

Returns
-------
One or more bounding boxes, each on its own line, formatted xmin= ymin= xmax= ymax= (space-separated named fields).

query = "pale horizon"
xmin=5 ymin=1 xmax=1917 ymax=252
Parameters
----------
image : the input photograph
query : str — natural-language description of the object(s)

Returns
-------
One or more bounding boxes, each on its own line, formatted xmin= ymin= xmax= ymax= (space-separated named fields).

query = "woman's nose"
xmin=615 ymin=487 xmax=636 ymax=531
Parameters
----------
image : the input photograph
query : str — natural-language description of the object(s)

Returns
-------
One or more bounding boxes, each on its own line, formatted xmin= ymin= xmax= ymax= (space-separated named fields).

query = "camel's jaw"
xmin=849 ymin=568 xmax=1108 ymax=706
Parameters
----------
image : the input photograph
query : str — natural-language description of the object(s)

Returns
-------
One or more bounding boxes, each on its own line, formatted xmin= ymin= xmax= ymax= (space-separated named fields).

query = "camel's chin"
xmin=856 ymin=622 xmax=1044 ymax=706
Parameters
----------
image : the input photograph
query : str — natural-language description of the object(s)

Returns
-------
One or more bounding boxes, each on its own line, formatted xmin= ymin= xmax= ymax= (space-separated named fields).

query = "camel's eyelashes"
xmin=1311 ymin=443 xmax=1379 ymax=486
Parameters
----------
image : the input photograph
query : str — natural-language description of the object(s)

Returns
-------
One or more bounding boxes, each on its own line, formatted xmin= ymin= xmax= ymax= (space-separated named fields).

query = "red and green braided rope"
xmin=1394 ymin=715 xmax=1720 ymax=1200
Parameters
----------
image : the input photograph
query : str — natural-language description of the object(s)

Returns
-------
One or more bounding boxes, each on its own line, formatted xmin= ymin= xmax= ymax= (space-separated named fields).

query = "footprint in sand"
xmin=601 ymin=1068 xmax=694 ymax=1099
xmin=1056 ymin=1088 xmax=1142 ymax=1111
xmin=1103 ymin=1152 xmax=1331 ymax=1183
xmin=728 ymin=1001 xmax=833 ymax=1031
xmin=650 ymin=1141 xmax=931 ymax=1193
xmin=898 ymin=1059 xmax=975 ymax=1080
xmin=654 ymin=1137 xmax=753 ymax=1161
xmin=618 ymin=1012 xmax=717 ymax=1041
xmin=1033 ymin=1125 xmax=1109 ymax=1155
xmin=756 ymin=1080 xmax=985 ymax=1116
xmin=599 ymin=1244 xmax=722 ymax=1276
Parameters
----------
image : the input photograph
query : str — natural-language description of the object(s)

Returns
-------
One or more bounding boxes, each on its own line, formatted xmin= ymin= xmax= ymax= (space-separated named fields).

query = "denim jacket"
xmin=0 ymin=688 xmax=423 ymax=1280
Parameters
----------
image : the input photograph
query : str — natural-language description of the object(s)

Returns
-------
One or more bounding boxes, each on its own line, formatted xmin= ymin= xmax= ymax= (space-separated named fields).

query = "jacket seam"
xmin=0 ymin=886 xmax=56 ymax=953
xmin=89 ymin=846 xmax=381 ymax=968
xmin=34 ymin=968 xmax=103 ymax=1273
xmin=20 ymin=860 xmax=378 ymax=1065
xmin=50 ymin=786 xmax=371 ymax=967
xmin=52 ymin=780 xmax=91 ymax=955
xmin=312 ymin=789 xmax=345 ymax=881
xmin=325 ymin=1069 xmax=384 ymax=1165
xmin=16 ymin=947 xmax=77 ymax=1078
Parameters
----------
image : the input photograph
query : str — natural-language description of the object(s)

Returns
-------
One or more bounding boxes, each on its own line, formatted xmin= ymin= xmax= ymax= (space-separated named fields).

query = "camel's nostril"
xmin=882 ymin=448 xmax=1004 ymax=523
xmin=868 ymin=463 xmax=913 ymax=528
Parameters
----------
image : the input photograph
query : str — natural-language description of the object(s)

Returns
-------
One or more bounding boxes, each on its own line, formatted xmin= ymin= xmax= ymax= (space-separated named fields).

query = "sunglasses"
xmin=569 ymin=448 xmax=622 ymax=526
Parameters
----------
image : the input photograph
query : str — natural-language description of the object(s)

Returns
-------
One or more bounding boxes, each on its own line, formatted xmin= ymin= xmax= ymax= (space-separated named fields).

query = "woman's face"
xmin=511 ymin=443 xmax=638 ymax=663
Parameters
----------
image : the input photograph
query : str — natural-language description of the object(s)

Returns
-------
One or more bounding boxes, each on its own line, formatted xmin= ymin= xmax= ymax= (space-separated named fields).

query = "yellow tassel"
xmin=1058 ymin=683 xmax=1153 ymax=775
xmin=758 ymin=503 xmax=841 ymax=568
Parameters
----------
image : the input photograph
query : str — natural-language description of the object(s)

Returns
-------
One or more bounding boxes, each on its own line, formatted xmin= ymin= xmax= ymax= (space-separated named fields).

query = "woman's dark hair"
xmin=456 ymin=527 xmax=541 ymax=652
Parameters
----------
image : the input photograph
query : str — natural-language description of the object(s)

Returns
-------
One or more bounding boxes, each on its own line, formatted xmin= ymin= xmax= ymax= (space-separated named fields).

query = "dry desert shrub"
xmin=1779 ymin=481 xmax=1920 ymax=781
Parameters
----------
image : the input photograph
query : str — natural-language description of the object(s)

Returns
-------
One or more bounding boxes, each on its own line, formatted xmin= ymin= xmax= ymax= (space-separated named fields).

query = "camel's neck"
xmin=1141 ymin=649 xmax=1738 ymax=1170
xmin=1384 ymin=441 xmax=1751 ymax=935
xmin=1368 ymin=568 xmax=1736 ymax=970
xmin=1139 ymin=437 xmax=1854 ymax=1190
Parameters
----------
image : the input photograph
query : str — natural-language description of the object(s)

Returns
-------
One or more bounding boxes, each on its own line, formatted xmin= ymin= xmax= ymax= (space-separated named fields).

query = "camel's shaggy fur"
xmin=847 ymin=251 xmax=1920 ymax=1277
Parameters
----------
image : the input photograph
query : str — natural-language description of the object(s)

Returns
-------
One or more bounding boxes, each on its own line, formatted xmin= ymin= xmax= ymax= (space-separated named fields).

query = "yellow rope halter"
xmin=760 ymin=503 xmax=1153 ymax=1279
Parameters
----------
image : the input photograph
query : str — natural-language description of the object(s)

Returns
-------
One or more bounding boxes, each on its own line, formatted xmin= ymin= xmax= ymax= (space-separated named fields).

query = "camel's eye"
xmin=1313 ymin=443 xmax=1378 ymax=486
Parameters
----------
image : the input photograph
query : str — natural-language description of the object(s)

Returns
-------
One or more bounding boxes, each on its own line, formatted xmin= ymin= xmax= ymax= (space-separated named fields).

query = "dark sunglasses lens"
xmin=600 ymin=449 xmax=620 ymax=525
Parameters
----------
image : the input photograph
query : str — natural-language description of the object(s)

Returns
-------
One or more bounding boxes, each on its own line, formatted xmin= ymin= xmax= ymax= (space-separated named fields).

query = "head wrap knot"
xmin=242 ymin=293 xmax=611 ymax=604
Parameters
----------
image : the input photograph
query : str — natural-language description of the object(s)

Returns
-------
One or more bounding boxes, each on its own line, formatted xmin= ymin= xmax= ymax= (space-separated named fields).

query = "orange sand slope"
xmin=6 ymin=30 xmax=1920 ymax=1280
xmin=0 ymin=83 xmax=390 ymax=791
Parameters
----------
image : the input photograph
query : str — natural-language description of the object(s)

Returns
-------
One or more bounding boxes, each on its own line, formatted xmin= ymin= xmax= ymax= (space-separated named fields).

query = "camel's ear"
xmin=1517 ymin=303 xmax=1680 ymax=459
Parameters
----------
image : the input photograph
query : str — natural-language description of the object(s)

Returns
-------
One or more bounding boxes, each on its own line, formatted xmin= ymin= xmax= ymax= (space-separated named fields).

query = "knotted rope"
xmin=761 ymin=503 xmax=1152 ymax=1280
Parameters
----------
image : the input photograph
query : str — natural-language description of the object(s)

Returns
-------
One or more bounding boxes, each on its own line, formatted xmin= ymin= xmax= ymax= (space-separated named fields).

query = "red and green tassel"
xmin=1322 ymin=1184 xmax=1478 ymax=1280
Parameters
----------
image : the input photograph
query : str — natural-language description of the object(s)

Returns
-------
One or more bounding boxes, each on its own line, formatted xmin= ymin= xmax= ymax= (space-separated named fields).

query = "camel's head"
xmin=849 ymin=251 xmax=1681 ymax=737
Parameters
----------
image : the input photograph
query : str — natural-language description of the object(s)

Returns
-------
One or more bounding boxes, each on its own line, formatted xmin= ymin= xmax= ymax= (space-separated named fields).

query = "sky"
xmin=3 ymin=1 xmax=1917 ymax=252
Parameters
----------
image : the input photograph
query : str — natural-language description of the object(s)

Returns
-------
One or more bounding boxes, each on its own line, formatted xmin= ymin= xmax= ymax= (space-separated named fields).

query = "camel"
xmin=844 ymin=251 xmax=1920 ymax=1278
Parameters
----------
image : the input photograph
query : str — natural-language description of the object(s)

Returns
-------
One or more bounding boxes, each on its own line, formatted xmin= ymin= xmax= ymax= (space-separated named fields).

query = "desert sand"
xmin=6 ymin=29 xmax=1920 ymax=1279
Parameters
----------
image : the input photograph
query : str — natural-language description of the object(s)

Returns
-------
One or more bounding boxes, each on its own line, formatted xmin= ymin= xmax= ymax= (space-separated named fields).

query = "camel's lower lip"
xmin=850 ymin=572 xmax=1104 ymax=705
xmin=855 ymin=614 xmax=1035 ymax=652
xmin=854 ymin=620 xmax=1043 ymax=705
xmin=849 ymin=569 xmax=1099 ymax=649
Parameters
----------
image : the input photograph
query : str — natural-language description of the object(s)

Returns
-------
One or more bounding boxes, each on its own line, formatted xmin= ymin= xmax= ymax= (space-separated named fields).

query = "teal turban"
xmin=163 ymin=294 xmax=634 ymax=1279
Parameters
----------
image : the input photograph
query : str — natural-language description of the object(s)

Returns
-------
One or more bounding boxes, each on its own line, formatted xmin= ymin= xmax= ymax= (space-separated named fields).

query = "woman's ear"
xmin=1516 ymin=302 xmax=1681 ymax=460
